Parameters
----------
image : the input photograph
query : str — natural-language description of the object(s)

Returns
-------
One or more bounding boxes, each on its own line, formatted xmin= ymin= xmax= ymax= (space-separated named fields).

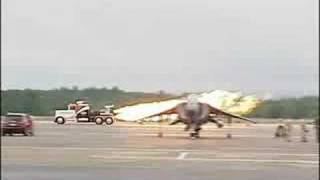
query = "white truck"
xmin=54 ymin=101 xmax=115 ymax=125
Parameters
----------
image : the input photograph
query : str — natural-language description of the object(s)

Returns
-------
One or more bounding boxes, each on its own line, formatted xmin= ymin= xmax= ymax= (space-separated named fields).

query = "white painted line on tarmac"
xmin=34 ymin=121 xmax=252 ymax=128
xmin=176 ymin=152 xmax=188 ymax=160
xmin=185 ymin=158 xmax=319 ymax=165
xmin=130 ymin=133 xmax=316 ymax=139
xmin=4 ymin=146 xmax=319 ymax=155
xmin=191 ymin=152 xmax=319 ymax=157
xmin=34 ymin=121 xmax=54 ymax=124
xmin=212 ymin=147 xmax=319 ymax=151
xmin=30 ymin=131 xmax=316 ymax=140
xmin=0 ymin=146 xmax=275 ymax=152
xmin=38 ymin=133 xmax=67 ymax=136
xmin=90 ymin=155 xmax=319 ymax=165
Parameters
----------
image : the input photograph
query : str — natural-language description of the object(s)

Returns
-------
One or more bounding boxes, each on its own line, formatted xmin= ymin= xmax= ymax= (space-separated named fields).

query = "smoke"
xmin=115 ymin=90 xmax=261 ymax=122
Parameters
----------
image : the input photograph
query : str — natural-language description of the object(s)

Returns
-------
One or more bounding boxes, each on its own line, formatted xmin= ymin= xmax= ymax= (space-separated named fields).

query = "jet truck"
xmin=54 ymin=100 xmax=115 ymax=125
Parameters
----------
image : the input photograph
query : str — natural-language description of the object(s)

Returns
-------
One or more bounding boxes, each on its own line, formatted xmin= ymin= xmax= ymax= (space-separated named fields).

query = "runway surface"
xmin=2 ymin=121 xmax=319 ymax=180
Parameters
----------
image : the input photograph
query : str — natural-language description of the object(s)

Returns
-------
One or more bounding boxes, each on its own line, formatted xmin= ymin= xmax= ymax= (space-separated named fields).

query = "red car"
xmin=1 ymin=113 xmax=34 ymax=136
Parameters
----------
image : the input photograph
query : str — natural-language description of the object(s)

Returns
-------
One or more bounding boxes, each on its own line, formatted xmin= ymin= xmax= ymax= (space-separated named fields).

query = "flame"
xmin=198 ymin=90 xmax=260 ymax=115
xmin=115 ymin=99 xmax=184 ymax=121
xmin=224 ymin=95 xmax=261 ymax=115
xmin=115 ymin=90 xmax=261 ymax=122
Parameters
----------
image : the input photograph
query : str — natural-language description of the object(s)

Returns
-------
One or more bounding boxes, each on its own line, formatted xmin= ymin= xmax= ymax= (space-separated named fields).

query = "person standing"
xmin=300 ymin=119 xmax=308 ymax=142
xmin=275 ymin=119 xmax=285 ymax=138
xmin=284 ymin=120 xmax=292 ymax=142
xmin=315 ymin=118 xmax=319 ymax=143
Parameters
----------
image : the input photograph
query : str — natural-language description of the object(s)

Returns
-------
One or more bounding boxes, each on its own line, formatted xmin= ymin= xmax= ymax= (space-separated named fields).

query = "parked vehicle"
xmin=1 ymin=113 xmax=34 ymax=136
xmin=54 ymin=100 xmax=115 ymax=125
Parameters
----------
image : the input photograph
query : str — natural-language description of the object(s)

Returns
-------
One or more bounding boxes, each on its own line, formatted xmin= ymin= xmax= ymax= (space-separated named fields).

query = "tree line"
xmin=247 ymin=96 xmax=318 ymax=119
xmin=1 ymin=87 xmax=318 ymax=119
xmin=1 ymin=87 xmax=174 ymax=116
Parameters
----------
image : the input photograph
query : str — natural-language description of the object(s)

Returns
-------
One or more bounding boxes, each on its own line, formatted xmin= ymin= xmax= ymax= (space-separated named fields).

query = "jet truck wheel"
xmin=105 ymin=117 xmax=114 ymax=125
xmin=94 ymin=117 xmax=104 ymax=125
xmin=55 ymin=117 xmax=65 ymax=124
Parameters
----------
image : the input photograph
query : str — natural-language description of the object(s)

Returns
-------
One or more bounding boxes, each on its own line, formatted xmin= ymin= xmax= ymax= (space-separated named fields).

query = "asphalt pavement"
xmin=1 ymin=121 xmax=319 ymax=180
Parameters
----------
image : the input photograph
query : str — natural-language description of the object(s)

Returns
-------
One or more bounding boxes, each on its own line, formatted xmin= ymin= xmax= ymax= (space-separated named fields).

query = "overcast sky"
xmin=2 ymin=0 xmax=319 ymax=97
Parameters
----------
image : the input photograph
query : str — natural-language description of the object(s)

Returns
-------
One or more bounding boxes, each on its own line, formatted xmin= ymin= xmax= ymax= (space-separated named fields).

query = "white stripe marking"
xmin=90 ymin=155 xmax=319 ymax=165
xmin=4 ymin=146 xmax=319 ymax=155
xmin=176 ymin=152 xmax=188 ymax=160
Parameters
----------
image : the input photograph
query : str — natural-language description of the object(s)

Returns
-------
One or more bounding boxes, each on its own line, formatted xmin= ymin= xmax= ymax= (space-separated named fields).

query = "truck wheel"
xmin=55 ymin=117 xmax=65 ymax=124
xmin=95 ymin=117 xmax=104 ymax=125
xmin=105 ymin=117 xmax=114 ymax=125
xmin=23 ymin=129 xmax=33 ymax=136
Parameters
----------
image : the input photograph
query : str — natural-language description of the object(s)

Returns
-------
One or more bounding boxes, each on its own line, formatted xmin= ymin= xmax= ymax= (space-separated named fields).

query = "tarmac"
xmin=1 ymin=120 xmax=319 ymax=180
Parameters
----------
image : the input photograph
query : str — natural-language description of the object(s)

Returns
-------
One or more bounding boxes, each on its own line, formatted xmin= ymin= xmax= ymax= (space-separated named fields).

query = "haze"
xmin=1 ymin=0 xmax=319 ymax=97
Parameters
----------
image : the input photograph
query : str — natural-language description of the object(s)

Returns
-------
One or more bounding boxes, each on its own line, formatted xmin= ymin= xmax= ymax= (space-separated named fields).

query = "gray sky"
xmin=2 ymin=0 xmax=319 ymax=97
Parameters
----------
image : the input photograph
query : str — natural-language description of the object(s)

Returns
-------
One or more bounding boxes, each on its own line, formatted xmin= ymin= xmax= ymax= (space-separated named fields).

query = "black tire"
xmin=105 ymin=117 xmax=114 ymax=125
xmin=23 ymin=129 xmax=33 ymax=136
xmin=190 ymin=132 xmax=196 ymax=139
xmin=55 ymin=117 xmax=65 ymax=124
xmin=94 ymin=117 xmax=104 ymax=125
xmin=29 ymin=129 xmax=34 ymax=136
xmin=217 ymin=123 xmax=224 ymax=128
xmin=193 ymin=132 xmax=200 ymax=139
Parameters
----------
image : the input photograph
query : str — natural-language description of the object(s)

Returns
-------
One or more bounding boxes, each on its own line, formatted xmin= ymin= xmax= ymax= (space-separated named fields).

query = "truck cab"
xmin=54 ymin=101 xmax=115 ymax=125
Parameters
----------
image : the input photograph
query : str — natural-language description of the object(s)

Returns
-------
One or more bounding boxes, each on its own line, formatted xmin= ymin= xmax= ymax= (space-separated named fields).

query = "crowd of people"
xmin=274 ymin=119 xmax=319 ymax=143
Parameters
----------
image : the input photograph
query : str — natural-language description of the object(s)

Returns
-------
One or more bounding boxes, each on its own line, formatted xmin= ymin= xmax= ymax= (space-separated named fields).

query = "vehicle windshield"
xmin=5 ymin=115 xmax=24 ymax=121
